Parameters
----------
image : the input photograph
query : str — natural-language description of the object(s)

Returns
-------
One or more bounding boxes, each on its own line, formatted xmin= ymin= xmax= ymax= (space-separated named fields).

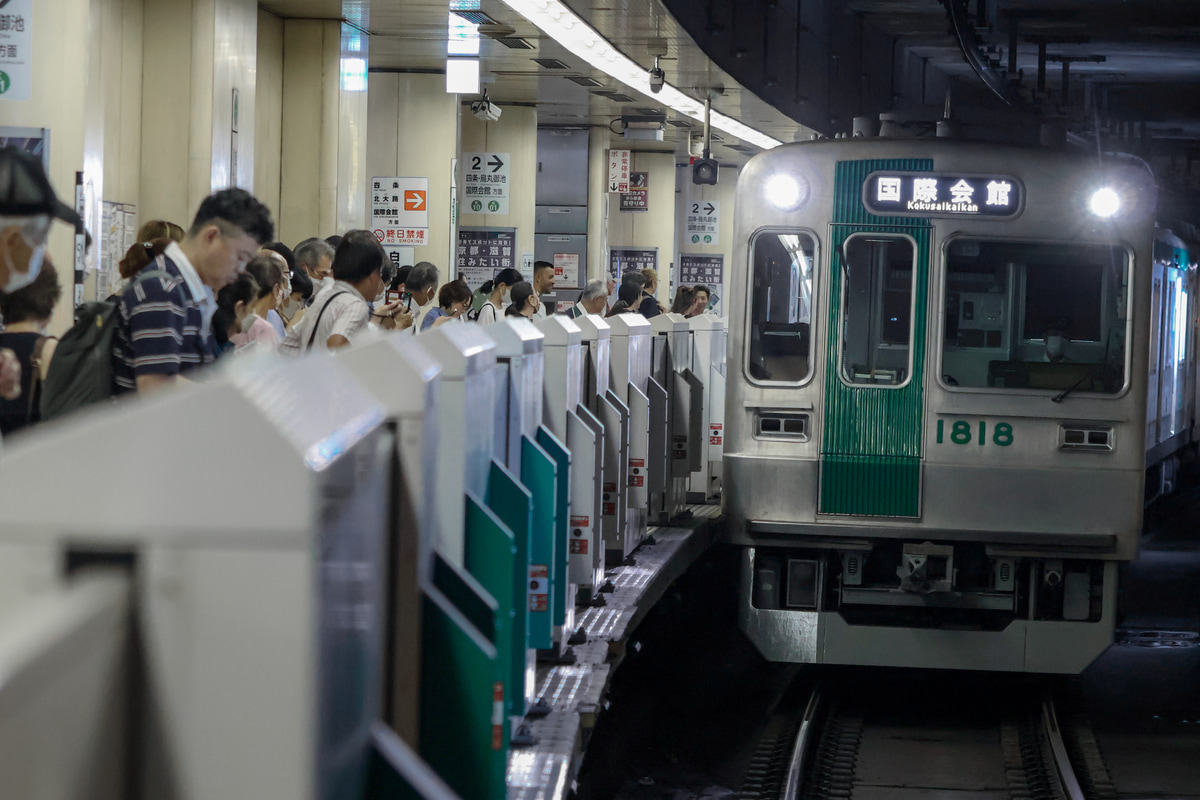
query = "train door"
xmin=819 ymin=159 xmax=932 ymax=518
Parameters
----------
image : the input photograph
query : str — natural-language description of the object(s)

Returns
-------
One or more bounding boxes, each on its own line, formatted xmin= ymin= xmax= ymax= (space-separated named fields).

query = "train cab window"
xmin=940 ymin=240 xmax=1129 ymax=393
xmin=839 ymin=235 xmax=916 ymax=387
xmin=747 ymin=231 xmax=817 ymax=383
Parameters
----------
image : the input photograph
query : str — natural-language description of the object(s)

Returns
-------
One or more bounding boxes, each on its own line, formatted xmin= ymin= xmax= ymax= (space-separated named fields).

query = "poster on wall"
xmin=552 ymin=252 xmax=579 ymax=286
xmin=97 ymin=201 xmax=137 ymax=300
xmin=462 ymin=152 xmax=510 ymax=215
xmin=371 ymin=176 xmax=429 ymax=247
xmin=0 ymin=0 xmax=33 ymax=102
xmin=608 ymin=247 xmax=658 ymax=283
xmin=619 ymin=172 xmax=648 ymax=212
xmin=457 ymin=226 xmax=516 ymax=289
xmin=679 ymin=254 xmax=724 ymax=314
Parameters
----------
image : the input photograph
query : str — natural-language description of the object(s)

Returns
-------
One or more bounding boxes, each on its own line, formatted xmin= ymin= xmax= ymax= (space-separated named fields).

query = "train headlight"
xmin=1088 ymin=187 xmax=1121 ymax=218
xmin=765 ymin=174 xmax=806 ymax=211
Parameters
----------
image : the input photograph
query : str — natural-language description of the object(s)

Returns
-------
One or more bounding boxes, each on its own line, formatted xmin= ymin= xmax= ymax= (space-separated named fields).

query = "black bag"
xmin=40 ymin=269 xmax=168 ymax=421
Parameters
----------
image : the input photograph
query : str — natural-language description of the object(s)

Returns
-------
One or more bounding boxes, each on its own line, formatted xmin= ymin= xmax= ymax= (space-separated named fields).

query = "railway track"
xmin=741 ymin=674 xmax=1116 ymax=800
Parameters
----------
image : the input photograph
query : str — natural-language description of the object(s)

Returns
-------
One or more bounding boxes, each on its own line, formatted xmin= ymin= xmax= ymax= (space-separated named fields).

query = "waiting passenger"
xmin=638 ymin=268 xmax=665 ymax=318
xmin=112 ymin=188 xmax=274 ymax=394
xmin=671 ymin=285 xmax=697 ymax=316
xmin=505 ymin=281 xmax=539 ymax=318
xmin=230 ymin=254 xmax=286 ymax=351
xmin=406 ymin=261 xmax=440 ymax=333
xmin=421 ymin=279 xmax=473 ymax=332
xmin=281 ymin=230 xmax=407 ymax=353
xmin=325 ymin=234 xmax=343 ymax=250
xmin=213 ymin=273 xmax=260 ymax=355
xmin=606 ymin=282 xmax=643 ymax=317
xmin=475 ymin=267 xmax=524 ymax=324
xmin=295 ymin=237 xmax=335 ymax=296
xmin=261 ymin=242 xmax=297 ymax=337
xmin=0 ymin=147 xmax=84 ymax=405
xmin=565 ymin=280 xmax=609 ymax=318
xmin=117 ymin=220 xmax=187 ymax=290
xmin=280 ymin=267 xmax=313 ymax=331
xmin=0 ymin=259 xmax=62 ymax=434
xmin=692 ymin=284 xmax=712 ymax=316
xmin=531 ymin=260 xmax=556 ymax=318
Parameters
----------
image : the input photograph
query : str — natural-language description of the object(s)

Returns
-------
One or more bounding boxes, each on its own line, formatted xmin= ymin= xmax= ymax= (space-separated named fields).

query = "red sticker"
xmin=570 ymin=515 xmax=590 ymax=528
xmin=570 ymin=539 xmax=588 ymax=555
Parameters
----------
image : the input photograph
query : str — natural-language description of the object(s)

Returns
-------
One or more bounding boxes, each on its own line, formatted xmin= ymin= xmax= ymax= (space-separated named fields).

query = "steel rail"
xmin=1042 ymin=693 xmax=1087 ymax=800
xmin=780 ymin=689 xmax=824 ymax=800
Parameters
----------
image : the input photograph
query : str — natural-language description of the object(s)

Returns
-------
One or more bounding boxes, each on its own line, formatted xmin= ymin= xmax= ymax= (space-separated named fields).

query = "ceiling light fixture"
xmin=496 ymin=0 xmax=782 ymax=151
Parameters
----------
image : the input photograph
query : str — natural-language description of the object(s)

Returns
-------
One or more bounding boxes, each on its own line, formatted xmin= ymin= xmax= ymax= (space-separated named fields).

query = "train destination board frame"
xmin=863 ymin=172 xmax=1024 ymax=218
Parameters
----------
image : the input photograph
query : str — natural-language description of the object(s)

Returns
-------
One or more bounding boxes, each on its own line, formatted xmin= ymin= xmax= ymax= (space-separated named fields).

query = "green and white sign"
xmin=0 ymin=0 xmax=32 ymax=101
xmin=685 ymin=200 xmax=719 ymax=246
xmin=462 ymin=151 xmax=510 ymax=215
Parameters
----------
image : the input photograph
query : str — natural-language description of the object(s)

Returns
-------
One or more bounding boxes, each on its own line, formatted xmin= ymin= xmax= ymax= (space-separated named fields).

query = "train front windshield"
xmin=940 ymin=240 xmax=1130 ymax=393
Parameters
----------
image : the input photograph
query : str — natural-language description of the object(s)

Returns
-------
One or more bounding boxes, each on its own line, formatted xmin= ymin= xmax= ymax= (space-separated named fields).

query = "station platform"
xmin=507 ymin=504 xmax=724 ymax=800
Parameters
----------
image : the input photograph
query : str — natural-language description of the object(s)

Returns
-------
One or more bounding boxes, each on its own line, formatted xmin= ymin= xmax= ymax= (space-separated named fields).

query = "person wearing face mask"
xmin=0 ymin=258 xmax=62 ymax=434
xmin=230 ymin=255 xmax=286 ymax=352
xmin=279 ymin=267 xmax=313 ymax=331
xmin=260 ymin=243 xmax=297 ymax=338
xmin=110 ymin=188 xmax=275 ymax=395
xmin=405 ymin=261 xmax=440 ymax=334
xmin=212 ymin=272 xmax=260 ymax=356
xmin=280 ymin=230 xmax=407 ymax=354
xmin=0 ymin=146 xmax=86 ymax=405
xmin=294 ymin=237 xmax=335 ymax=298
xmin=475 ymin=267 xmax=524 ymax=325
xmin=420 ymin=279 xmax=473 ymax=332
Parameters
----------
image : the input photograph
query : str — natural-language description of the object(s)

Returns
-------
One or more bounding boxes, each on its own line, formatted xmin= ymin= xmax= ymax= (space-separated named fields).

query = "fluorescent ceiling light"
xmin=340 ymin=57 xmax=367 ymax=92
xmin=446 ymin=58 xmax=481 ymax=94
xmin=497 ymin=0 xmax=783 ymax=151
xmin=448 ymin=12 xmax=481 ymax=56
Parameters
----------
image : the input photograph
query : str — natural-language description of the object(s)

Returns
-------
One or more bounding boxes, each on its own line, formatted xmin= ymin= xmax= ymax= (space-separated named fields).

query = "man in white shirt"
xmin=532 ymin=260 xmax=555 ymax=318
xmin=280 ymin=230 xmax=405 ymax=353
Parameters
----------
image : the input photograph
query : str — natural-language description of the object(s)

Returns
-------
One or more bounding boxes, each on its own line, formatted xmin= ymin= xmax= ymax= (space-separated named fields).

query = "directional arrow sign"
xmin=704 ymin=202 xmax=716 ymax=215
xmin=463 ymin=153 xmax=510 ymax=215
xmin=488 ymin=155 xmax=505 ymax=172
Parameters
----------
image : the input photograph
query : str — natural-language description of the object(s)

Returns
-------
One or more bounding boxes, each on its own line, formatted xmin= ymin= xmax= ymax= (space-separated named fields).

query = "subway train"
xmin=724 ymin=137 xmax=1197 ymax=673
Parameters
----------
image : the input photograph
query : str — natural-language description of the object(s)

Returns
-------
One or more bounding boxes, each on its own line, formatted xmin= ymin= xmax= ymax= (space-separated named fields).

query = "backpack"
xmin=40 ymin=269 xmax=168 ymax=422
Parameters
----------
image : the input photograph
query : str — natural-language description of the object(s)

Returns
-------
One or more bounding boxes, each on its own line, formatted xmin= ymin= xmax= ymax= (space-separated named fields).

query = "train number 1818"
xmin=936 ymin=419 xmax=1014 ymax=447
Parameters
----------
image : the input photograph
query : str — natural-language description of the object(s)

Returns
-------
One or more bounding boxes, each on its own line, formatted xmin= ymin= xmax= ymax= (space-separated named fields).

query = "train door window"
xmin=839 ymin=234 xmax=915 ymax=387
xmin=940 ymin=239 xmax=1130 ymax=394
xmin=747 ymin=230 xmax=818 ymax=384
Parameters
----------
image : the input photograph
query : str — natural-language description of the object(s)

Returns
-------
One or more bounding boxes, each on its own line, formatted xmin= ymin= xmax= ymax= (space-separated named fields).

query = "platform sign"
xmin=458 ymin=226 xmax=516 ymax=289
xmin=0 ymin=0 xmax=32 ymax=101
xmin=619 ymin=171 xmax=648 ymax=212
xmin=372 ymin=176 xmax=429 ymax=246
xmin=608 ymin=247 xmax=657 ymax=284
xmin=608 ymin=149 xmax=630 ymax=193
xmin=863 ymin=172 xmax=1022 ymax=218
xmin=685 ymin=200 xmax=720 ymax=246
xmin=463 ymin=152 xmax=510 ymax=215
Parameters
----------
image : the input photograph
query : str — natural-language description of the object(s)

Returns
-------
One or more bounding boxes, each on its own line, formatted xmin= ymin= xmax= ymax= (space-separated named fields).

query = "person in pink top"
xmin=230 ymin=254 xmax=285 ymax=351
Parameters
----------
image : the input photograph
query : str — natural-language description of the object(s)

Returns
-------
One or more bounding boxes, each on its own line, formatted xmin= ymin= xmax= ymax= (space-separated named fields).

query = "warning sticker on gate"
xmin=570 ymin=515 xmax=590 ymax=529
xmin=570 ymin=538 xmax=588 ymax=555
xmin=628 ymin=458 xmax=645 ymax=487
xmin=709 ymin=423 xmax=723 ymax=446
xmin=529 ymin=565 xmax=548 ymax=612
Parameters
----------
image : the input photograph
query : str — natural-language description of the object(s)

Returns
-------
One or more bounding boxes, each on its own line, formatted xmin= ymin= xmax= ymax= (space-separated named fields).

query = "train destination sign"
xmin=863 ymin=173 xmax=1022 ymax=218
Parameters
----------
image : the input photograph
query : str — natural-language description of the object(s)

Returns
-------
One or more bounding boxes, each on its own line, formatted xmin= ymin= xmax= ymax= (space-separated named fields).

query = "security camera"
xmin=470 ymin=90 xmax=502 ymax=122
xmin=649 ymin=66 xmax=665 ymax=94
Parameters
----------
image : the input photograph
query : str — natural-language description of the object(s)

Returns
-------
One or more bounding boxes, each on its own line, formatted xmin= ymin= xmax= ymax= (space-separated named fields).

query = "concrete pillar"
xmin=254 ymin=8 xmax=284 ymax=223
xmin=459 ymin=105 xmax=538 ymax=280
xmin=140 ymin=0 xmax=258 ymax=229
xmin=587 ymin=129 xmax=609 ymax=283
xmin=367 ymin=72 xmax=461 ymax=272
xmin=675 ymin=164 xmax=739 ymax=316
xmin=278 ymin=20 xmax=369 ymax=246
xmin=606 ymin=151 xmax=677 ymax=307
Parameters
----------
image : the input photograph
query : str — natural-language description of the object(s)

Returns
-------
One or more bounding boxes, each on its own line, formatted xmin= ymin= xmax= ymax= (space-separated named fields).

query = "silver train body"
xmin=724 ymin=138 xmax=1182 ymax=673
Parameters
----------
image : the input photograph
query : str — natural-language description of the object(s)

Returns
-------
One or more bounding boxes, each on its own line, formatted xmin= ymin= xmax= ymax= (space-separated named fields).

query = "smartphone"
xmin=385 ymin=288 xmax=402 ymax=305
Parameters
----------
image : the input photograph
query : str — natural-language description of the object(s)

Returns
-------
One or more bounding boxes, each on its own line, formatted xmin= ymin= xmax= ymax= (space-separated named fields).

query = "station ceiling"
xmin=262 ymin=0 xmax=1200 ymax=187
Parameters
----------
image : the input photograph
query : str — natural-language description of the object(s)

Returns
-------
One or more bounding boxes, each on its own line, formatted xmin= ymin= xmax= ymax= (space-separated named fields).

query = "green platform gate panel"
xmin=536 ymin=426 xmax=572 ymax=631
xmin=462 ymin=489 xmax=519 ymax=733
xmin=419 ymin=540 xmax=504 ymax=800
xmin=481 ymin=462 xmax=534 ymax=717
xmin=521 ymin=435 xmax=559 ymax=650
xmin=820 ymin=158 xmax=932 ymax=518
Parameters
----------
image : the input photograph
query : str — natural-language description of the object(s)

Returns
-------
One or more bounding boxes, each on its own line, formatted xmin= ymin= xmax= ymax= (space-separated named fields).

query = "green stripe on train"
xmin=820 ymin=158 xmax=932 ymax=517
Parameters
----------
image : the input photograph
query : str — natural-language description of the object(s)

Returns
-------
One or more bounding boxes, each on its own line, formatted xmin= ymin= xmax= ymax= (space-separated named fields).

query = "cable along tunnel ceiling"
xmin=664 ymin=0 xmax=1200 ymax=188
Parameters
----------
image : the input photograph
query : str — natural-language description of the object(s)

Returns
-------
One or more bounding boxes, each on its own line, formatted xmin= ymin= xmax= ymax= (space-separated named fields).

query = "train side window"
xmin=940 ymin=239 xmax=1130 ymax=394
xmin=747 ymin=231 xmax=818 ymax=384
xmin=839 ymin=235 xmax=915 ymax=387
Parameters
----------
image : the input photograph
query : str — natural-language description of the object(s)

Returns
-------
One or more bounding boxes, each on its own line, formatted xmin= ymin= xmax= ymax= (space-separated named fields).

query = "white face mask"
xmin=3 ymin=239 xmax=44 ymax=293
xmin=279 ymin=297 xmax=301 ymax=319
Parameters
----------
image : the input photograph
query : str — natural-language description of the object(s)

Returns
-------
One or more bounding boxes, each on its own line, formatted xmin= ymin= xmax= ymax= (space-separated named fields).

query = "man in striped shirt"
xmin=112 ymin=189 xmax=274 ymax=394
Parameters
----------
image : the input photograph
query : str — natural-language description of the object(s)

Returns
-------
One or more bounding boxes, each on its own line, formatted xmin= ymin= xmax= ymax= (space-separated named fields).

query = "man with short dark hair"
xmin=532 ymin=260 xmax=555 ymax=318
xmin=280 ymin=230 xmax=407 ymax=353
xmin=112 ymin=188 xmax=275 ymax=394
